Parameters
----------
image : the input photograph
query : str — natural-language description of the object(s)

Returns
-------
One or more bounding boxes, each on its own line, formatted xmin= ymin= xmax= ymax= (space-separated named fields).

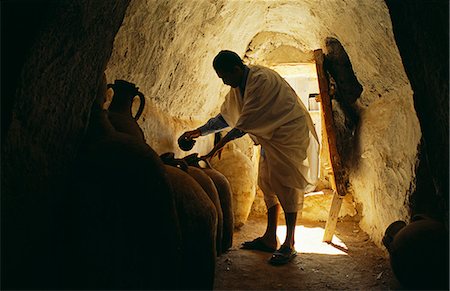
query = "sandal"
xmin=268 ymin=246 xmax=297 ymax=265
xmin=241 ymin=237 xmax=277 ymax=253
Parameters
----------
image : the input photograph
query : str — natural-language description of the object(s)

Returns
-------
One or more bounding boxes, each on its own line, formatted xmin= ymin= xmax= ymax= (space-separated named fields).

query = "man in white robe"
xmin=180 ymin=50 xmax=319 ymax=265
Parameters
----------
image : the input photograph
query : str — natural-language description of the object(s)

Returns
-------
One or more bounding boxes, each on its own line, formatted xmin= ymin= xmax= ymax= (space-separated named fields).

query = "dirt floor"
xmin=214 ymin=212 xmax=403 ymax=290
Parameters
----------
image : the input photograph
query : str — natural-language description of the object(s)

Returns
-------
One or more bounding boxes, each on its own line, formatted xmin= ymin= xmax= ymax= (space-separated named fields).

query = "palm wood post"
xmin=314 ymin=49 xmax=347 ymax=243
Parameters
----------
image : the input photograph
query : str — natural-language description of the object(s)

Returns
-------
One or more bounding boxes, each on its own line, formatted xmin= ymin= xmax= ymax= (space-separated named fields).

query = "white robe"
xmin=220 ymin=65 xmax=319 ymax=198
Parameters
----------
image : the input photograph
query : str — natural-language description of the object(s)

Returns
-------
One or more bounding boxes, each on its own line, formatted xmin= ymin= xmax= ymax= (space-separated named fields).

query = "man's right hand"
xmin=180 ymin=129 xmax=201 ymax=140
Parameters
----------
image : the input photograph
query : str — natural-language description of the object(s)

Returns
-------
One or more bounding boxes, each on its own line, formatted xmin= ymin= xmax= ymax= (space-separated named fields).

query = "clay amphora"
xmin=107 ymin=80 xmax=146 ymax=140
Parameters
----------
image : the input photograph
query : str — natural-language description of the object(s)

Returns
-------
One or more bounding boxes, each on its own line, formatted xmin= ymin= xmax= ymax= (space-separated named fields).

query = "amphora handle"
xmin=134 ymin=92 xmax=145 ymax=121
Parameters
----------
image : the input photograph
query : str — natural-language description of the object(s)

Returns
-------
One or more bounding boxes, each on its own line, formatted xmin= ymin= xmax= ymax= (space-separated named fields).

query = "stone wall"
xmin=2 ymin=1 xmax=130 ymax=288
xmin=3 ymin=4 xmax=445 ymax=288
xmin=106 ymin=0 xmax=422 ymax=247
xmin=385 ymin=0 xmax=449 ymax=225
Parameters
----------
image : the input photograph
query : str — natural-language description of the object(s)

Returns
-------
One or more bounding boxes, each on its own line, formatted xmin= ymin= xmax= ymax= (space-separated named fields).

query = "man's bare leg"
xmin=260 ymin=204 xmax=281 ymax=249
xmin=282 ymin=211 xmax=298 ymax=249
xmin=268 ymin=211 xmax=298 ymax=265
xmin=242 ymin=204 xmax=280 ymax=251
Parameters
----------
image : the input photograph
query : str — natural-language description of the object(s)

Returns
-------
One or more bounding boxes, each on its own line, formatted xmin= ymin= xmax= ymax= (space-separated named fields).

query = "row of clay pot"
xmin=61 ymin=80 xmax=228 ymax=289
xmin=160 ymin=152 xmax=234 ymax=289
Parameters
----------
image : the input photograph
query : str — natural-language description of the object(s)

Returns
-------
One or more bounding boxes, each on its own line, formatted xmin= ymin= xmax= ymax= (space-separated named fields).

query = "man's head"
xmin=213 ymin=50 xmax=245 ymax=88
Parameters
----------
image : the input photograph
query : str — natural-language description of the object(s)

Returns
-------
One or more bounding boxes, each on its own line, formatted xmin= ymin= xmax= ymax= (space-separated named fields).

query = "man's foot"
xmin=241 ymin=237 xmax=277 ymax=253
xmin=268 ymin=245 xmax=297 ymax=265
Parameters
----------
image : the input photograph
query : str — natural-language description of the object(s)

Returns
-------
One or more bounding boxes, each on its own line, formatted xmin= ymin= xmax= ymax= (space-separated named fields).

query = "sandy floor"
xmin=214 ymin=213 xmax=402 ymax=290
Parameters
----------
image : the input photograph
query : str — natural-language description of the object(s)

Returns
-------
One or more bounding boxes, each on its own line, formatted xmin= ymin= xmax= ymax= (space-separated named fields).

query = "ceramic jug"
xmin=107 ymin=80 xmax=145 ymax=121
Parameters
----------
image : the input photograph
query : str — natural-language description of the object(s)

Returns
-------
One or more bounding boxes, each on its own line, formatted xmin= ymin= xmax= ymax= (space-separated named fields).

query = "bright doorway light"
xmin=276 ymin=225 xmax=348 ymax=255
xmin=271 ymin=63 xmax=319 ymax=109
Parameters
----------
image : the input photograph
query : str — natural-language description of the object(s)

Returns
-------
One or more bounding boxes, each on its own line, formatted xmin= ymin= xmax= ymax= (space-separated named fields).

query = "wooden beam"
xmin=314 ymin=49 xmax=346 ymax=197
xmin=323 ymin=191 xmax=344 ymax=242
xmin=314 ymin=49 xmax=347 ymax=243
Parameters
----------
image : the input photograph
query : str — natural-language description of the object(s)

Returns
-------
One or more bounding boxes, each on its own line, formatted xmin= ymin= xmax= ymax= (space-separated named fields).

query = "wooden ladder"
xmin=314 ymin=49 xmax=347 ymax=243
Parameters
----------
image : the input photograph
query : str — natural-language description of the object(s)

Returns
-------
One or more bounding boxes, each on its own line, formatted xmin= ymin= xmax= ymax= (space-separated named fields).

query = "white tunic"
xmin=220 ymin=65 xmax=319 ymax=196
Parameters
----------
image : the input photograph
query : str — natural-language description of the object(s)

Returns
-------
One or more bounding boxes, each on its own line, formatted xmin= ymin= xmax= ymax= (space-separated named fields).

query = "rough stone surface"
xmin=302 ymin=190 xmax=358 ymax=222
xmin=3 ymin=0 xmax=447 ymax=289
xmin=385 ymin=0 xmax=449 ymax=225
xmin=2 ymin=1 xmax=130 ymax=289
xmin=252 ymin=188 xmax=357 ymax=222
xmin=215 ymin=214 xmax=401 ymax=290
xmin=106 ymin=0 xmax=421 ymax=247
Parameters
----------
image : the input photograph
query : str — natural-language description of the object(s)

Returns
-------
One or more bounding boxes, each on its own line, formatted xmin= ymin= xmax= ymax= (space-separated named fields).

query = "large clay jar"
xmin=186 ymin=166 xmax=224 ymax=256
xmin=202 ymin=167 xmax=234 ymax=252
xmin=161 ymin=152 xmax=224 ymax=256
xmin=164 ymin=165 xmax=217 ymax=290
xmin=69 ymin=109 xmax=182 ymax=290
xmin=210 ymin=144 xmax=256 ymax=229
xmin=383 ymin=214 xmax=449 ymax=290
xmin=183 ymin=153 xmax=234 ymax=253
